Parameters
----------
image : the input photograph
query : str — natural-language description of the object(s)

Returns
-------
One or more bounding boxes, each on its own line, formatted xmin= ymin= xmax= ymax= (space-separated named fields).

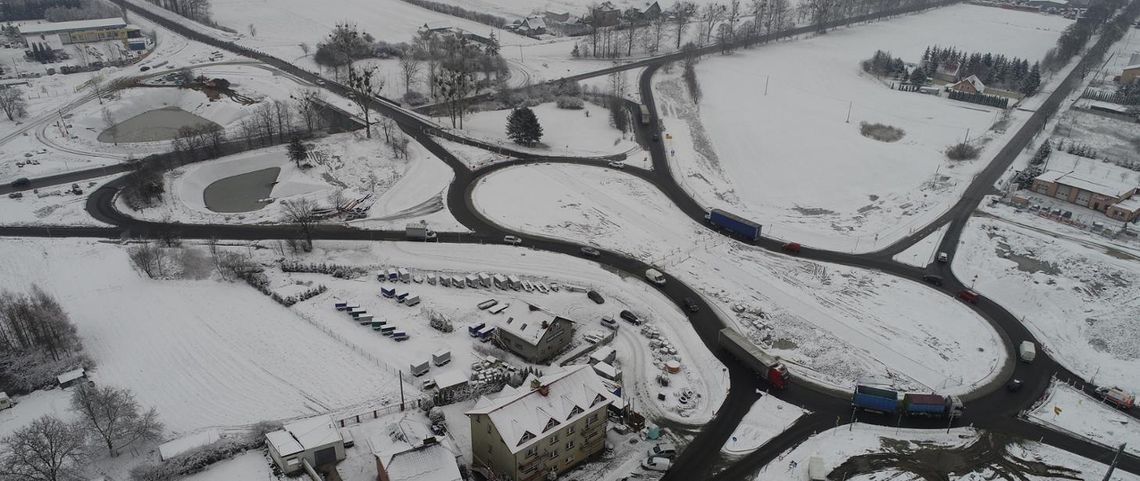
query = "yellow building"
xmin=1121 ymin=64 xmax=1140 ymax=84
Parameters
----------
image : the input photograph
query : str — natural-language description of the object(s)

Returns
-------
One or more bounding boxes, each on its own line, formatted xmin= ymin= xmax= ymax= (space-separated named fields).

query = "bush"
xmin=556 ymin=96 xmax=584 ymax=109
xmin=403 ymin=91 xmax=428 ymax=106
xmin=946 ymin=142 xmax=981 ymax=160
xmin=129 ymin=422 xmax=281 ymax=481
xmin=859 ymin=122 xmax=905 ymax=142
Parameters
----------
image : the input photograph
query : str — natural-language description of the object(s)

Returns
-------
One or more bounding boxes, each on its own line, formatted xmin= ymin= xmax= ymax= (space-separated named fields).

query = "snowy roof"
xmin=57 ymin=368 xmax=85 ymax=384
xmin=1122 ymin=64 xmax=1140 ymax=71
xmin=0 ymin=392 xmax=8 ymax=401
xmin=1112 ymin=197 xmax=1140 ymax=211
xmin=524 ymin=16 xmax=547 ymax=29
xmin=496 ymin=304 xmax=570 ymax=346
xmin=465 ymin=365 xmax=616 ymax=454
xmin=1087 ymin=100 xmax=1131 ymax=114
xmin=19 ymin=18 xmax=126 ymax=35
xmin=589 ymin=346 xmax=616 ymax=363
xmin=951 ymin=75 xmax=986 ymax=94
xmin=435 ymin=370 xmax=468 ymax=390
xmin=383 ymin=443 xmax=462 ymax=481
xmin=370 ymin=417 xmax=440 ymax=465
xmin=267 ymin=415 xmax=342 ymax=456
xmin=1035 ymin=170 xmax=1136 ymax=198
xmin=592 ymin=362 xmax=618 ymax=378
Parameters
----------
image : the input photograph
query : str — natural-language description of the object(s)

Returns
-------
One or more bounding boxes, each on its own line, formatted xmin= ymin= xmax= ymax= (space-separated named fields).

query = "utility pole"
xmin=845 ymin=101 xmax=852 ymax=123
xmin=1102 ymin=443 xmax=1126 ymax=481
xmin=399 ymin=370 xmax=406 ymax=410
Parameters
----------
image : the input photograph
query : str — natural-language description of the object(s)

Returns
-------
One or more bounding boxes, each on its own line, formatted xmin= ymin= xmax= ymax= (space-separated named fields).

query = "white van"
xmin=1019 ymin=341 xmax=1036 ymax=362
xmin=645 ymin=268 xmax=666 ymax=285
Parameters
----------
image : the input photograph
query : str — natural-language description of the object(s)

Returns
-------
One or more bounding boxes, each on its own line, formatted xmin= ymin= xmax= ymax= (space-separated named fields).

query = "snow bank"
xmin=1026 ymin=380 xmax=1140 ymax=457
xmin=459 ymin=102 xmax=640 ymax=157
xmin=722 ymin=393 xmax=808 ymax=456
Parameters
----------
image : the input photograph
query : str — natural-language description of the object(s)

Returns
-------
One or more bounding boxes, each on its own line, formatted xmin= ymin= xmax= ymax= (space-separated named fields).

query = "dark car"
xmin=587 ymin=290 xmax=605 ymax=304
xmin=921 ymin=274 xmax=943 ymax=286
xmin=10 ymin=177 xmax=30 ymax=188
xmin=1006 ymin=379 xmax=1023 ymax=392
xmin=580 ymin=246 xmax=601 ymax=257
xmin=683 ymin=297 xmax=699 ymax=313
xmin=620 ymin=309 xmax=642 ymax=325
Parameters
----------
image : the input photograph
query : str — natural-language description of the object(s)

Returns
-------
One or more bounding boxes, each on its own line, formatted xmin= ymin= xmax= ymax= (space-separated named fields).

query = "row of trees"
xmin=0 ymin=287 xmax=89 ymax=395
xmin=0 ymin=85 xmax=28 ymax=122
xmin=0 ymin=0 xmax=82 ymax=21
xmin=144 ymin=0 xmax=213 ymax=25
xmin=44 ymin=0 xmax=121 ymax=22
xmin=920 ymin=46 xmax=1041 ymax=94
xmin=0 ymin=384 xmax=162 ymax=481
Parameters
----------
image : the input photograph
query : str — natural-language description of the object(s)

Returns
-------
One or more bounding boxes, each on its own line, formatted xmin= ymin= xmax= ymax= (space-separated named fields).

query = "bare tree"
xmin=71 ymin=385 xmax=162 ymax=457
xmin=699 ymin=3 xmax=726 ymax=45
xmin=292 ymin=89 xmax=324 ymax=134
xmin=281 ymin=198 xmax=318 ymax=248
xmin=671 ymin=2 xmax=698 ymax=49
xmin=391 ymin=133 xmax=410 ymax=160
xmin=433 ymin=69 xmax=474 ymax=129
xmin=623 ymin=13 xmax=641 ymax=57
xmin=347 ymin=66 xmax=383 ymax=138
xmin=804 ymin=0 xmax=838 ymax=32
xmin=725 ymin=0 xmax=742 ymax=43
xmin=649 ymin=14 xmax=668 ymax=53
xmin=0 ymin=85 xmax=28 ymax=121
xmin=399 ymin=55 xmax=422 ymax=95
xmin=100 ymin=107 xmax=117 ymax=145
xmin=0 ymin=415 xmax=86 ymax=481
xmin=127 ymin=243 xmax=160 ymax=279
xmin=379 ymin=117 xmax=397 ymax=144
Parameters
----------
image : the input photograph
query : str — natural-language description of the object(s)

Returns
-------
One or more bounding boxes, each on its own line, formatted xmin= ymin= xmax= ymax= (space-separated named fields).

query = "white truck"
xmin=405 ymin=223 xmax=437 ymax=241
xmin=1019 ymin=341 xmax=1036 ymax=362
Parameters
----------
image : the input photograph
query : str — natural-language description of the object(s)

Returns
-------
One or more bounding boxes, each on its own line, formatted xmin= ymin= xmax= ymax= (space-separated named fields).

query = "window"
xmin=543 ymin=418 xmax=560 ymax=432
xmin=526 ymin=447 xmax=537 ymax=458
xmin=487 ymin=444 xmax=493 ymax=453
xmin=569 ymin=406 xmax=583 ymax=418
xmin=568 ymin=425 xmax=575 ymax=435
xmin=590 ymin=394 xmax=606 ymax=407
xmin=549 ymin=434 xmax=559 ymax=444
xmin=566 ymin=440 xmax=575 ymax=450
xmin=566 ymin=456 xmax=574 ymax=464
xmin=487 ymin=424 xmax=492 ymax=434
xmin=520 ymin=431 xmax=536 ymax=444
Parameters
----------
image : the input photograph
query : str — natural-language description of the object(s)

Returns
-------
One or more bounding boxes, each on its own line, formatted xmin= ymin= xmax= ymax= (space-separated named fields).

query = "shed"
xmin=265 ymin=415 xmax=346 ymax=474
xmin=592 ymin=361 xmax=621 ymax=381
xmin=434 ymin=370 xmax=470 ymax=405
xmin=0 ymin=392 xmax=11 ymax=410
xmin=57 ymin=368 xmax=87 ymax=388
xmin=589 ymin=346 xmax=617 ymax=365
xmin=1123 ymin=64 xmax=1140 ymax=84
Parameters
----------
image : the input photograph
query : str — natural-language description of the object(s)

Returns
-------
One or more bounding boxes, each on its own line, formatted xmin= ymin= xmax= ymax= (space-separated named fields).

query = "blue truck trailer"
xmin=853 ymin=385 xmax=899 ymax=413
xmin=705 ymin=209 xmax=762 ymax=241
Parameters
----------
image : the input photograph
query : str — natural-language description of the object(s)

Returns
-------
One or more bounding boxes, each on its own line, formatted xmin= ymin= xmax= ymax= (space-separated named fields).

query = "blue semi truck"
xmin=705 ymin=209 xmax=762 ymax=241
xmin=853 ymin=385 xmax=964 ymax=418
xmin=852 ymin=385 xmax=900 ymax=413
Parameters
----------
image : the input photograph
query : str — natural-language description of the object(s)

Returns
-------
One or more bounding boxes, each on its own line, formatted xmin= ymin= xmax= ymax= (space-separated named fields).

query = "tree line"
xmin=0 ymin=287 xmax=88 ymax=394
xmin=43 ymin=0 xmax=121 ymax=22
xmin=921 ymin=46 xmax=1041 ymax=95
xmin=143 ymin=0 xmax=213 ymax=26
xmin=0 ymin=0 xmax=82 ymax=21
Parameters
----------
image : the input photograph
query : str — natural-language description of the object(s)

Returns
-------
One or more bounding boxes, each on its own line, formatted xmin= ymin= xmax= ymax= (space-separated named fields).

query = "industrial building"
xmin=1031 ymin=170 xmax=1140 ymax=221
xmin=19 ymin=18 xmax=144 ymax=50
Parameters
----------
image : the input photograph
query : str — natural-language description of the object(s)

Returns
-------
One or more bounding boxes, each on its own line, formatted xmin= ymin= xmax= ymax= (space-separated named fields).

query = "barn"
xmin=265 ymin=415 xmax=346 ymax=475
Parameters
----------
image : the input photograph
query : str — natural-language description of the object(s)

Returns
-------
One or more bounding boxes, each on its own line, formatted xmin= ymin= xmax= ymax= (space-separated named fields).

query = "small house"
xmin=1121 ymin=64 xmax=1140 ymax=84
xmin=0 ymin=392 xmax=11 ymax=411
xmin=948 ymin=75 xmax=986 ymax=94
xmin=373 ymin=419 xmax=462 ymax=481
xmin=588 ymin=346 xmax=617 ymax=365
xmin=592 ymin=361 xmax=621 ymax=381
xmin=522 ymin=16 xmax=547 ymax=35
xmin=495 ymin=305 xmax=575 ymax=363
xmin=266 ymin=415 xmax=346 ymax=474
xmin=545 ymin=10 xmax=571 ymax=22
xmin=434 ymin=370 xmax=470 ymax=405
xmin=57 ymin=368 xmax=87 ymax=389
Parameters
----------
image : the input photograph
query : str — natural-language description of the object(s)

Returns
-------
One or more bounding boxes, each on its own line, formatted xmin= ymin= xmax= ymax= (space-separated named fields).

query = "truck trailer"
xmin=717 ymin=328 xmax=789 ymax=389
xmin=853 ymin=385 xmax=899 ymax=413
xmin=902 ymin=393 xmax=963 ymax=418
xmin=405 ymin=223 xmax=437 ymax=241
xmin=705 ymin=209 xmax=762 ymax=241
xmin=432 ymin=350 xmax=452 ymax=367
xmin=411 ymin=361 xmax=430 ymax=377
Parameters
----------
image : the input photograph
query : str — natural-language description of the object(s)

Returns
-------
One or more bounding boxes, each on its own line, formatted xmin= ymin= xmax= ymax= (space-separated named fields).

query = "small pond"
xmin=202 ymin=167 xmax=281 ymax=213
xmin=99 ymin=107 xmax=220 ymax=143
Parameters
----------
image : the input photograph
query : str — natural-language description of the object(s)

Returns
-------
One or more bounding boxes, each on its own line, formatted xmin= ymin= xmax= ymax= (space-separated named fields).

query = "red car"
xmin=958 ymin=289 xmax=980 ymax=304
xmin=782 ymin=242 xmax=802 ymax=254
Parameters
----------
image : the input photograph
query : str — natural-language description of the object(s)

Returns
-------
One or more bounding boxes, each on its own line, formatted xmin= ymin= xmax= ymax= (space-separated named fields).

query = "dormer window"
xmin=543 ymin=418 xmax=560 ymax=432
xmin=519 ymin=431 xmax=535 ymax=444
xmin=590 ymin=393 xmax=606 ymax=407
xmin=569 ymin=406 xmax=583 ymax=418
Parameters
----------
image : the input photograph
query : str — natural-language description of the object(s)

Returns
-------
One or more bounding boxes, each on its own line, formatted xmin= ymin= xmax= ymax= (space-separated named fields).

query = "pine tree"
xmin=909 ymin=67 xmax=927 ymax=86
xmin=1021 ymin=62 xmax=1041 ymax=96
xmin=506 ymin=106 xmax=543 ymax=146
xmin=287 ymin=135 xmax=308 ymax=167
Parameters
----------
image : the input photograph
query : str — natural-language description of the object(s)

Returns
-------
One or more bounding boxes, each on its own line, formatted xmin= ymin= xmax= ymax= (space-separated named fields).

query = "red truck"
xmin=718 ymin=328 xmax=789 ymax=389
xmin=1104 ymin=388 xmax=1136 ymax=410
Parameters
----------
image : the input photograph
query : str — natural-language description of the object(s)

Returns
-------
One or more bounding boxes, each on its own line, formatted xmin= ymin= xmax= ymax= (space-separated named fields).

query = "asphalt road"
xmin=3 ymin=0 xmax=1138 ymax=478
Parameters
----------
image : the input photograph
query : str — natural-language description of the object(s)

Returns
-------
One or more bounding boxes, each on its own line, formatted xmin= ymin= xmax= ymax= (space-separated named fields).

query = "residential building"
xmin=947 ymin=74 xmax=986 ymax=94
xmin=372 ymin=418 xmax=462 ymax=481
xmin=495 ymin=305 xmax=575 ymax=363
xmin=521 ymin=16 xmax=548 ymax=35
xmin=466 ymin=366 xmax=617 ymax=481
xmin=19 ymin=18 xmax=138 ymax=49
xmin=1031 ymin=169 xmax=1139 ymax=217
xmin=587 ymin=2 xmax=622 ymax=27
xmin=266 ymin=415 xmax=346 ymax=474
xmin=1121 ymin=64 xmax=1140 ymax=84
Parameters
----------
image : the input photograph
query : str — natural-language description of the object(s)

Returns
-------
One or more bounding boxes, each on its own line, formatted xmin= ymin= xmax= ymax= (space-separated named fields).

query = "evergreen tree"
xmin=1021 ymin=62 xmax=1041 ymax=96
xmin=287 ymin=135 xmax=309 ymax=167
xmin=506 ymin=106 xmax=543 ymax=146
xmin=909 ymin=67 xmax=927 ymax=86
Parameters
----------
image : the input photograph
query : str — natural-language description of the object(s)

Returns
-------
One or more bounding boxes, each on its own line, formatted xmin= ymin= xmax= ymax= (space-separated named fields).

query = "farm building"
xmin=466 ymin=366 xmax=617 ymax=481
xmin=1032 ymin=169 xmax=1139 ymax=219
xmin=495 ymin=304 xmax=575 ymax=363
xmin=265 ymin=415 xmax=346 ymax=474
xmin=1121 ymin=64 xmax=1140 ymax=84
xmin=19 ymin=18 xmax=141 ymax=49
xmin=57 ymin=368 xmax=87 ymax=388
xmin=947 ymin=74 xmax=986 ymax=94
xmin=372 ymin=419 xmax=462 ymax=481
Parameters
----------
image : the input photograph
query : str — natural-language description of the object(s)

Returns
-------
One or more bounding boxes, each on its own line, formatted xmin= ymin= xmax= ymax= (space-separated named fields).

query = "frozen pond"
xmin=202 ymin=167 xmax=280 ymax=213
xmin=99 ymin=107 xmax=219 ymax=143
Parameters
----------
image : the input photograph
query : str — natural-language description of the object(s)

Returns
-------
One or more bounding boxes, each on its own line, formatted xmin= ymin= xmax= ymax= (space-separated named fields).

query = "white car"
xmin=641 ymin=457 xmax=671 ymax=472
xmin=936 ymin=252 xmax=949 ymax=263
xmin=503 ymin=235 xmax=522 ymax=245
xmin=645 ymin=268 xmax=666 ymax=285
xmin=608 ymin=161 xmax=625 ymax=169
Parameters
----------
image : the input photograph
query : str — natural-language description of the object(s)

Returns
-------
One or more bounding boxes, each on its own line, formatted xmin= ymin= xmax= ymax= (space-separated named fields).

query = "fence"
xmin=334 ymin=399 xmax=422 ymax=427
xmin=948 ymin=89 xmax=1010 ymax=108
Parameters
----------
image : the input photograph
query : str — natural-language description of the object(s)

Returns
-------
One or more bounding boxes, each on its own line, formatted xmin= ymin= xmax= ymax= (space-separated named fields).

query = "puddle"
xmin=202 ymin=167 xmax=280 ymax=213
xmin=99 ymin=107 xmax=219 ymax=143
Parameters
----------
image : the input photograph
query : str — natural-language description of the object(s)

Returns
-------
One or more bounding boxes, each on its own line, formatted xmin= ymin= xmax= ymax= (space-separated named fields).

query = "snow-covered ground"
xmin=1026 ymin=380 xmax=1139 ymax=457
xmin=0 ymin=174 xmax=115 ymax=226
xmin=892 ymin=223 xmax=949 ymax=268
xmin=181 ymin=451 xmax=274 ymax=481
xmin=751 ymin=424 xmax=1139 ymax=480
xmin=953 ymin=215 xmax=1140 ymax=395
xmin=457 ymin=101 xmax=639 ymax=158
xmin=654 ymin=4 xmax=1074 ymax=253
xmin=722 ymin=394 xmax=808 ymax=456
xmin=0 ymin=389 xmax=76 ymax=438
xmin=123 ymin=131 xmax=466 ymax=231
xmin=472 ymin=163 xmax=1005 ymax=395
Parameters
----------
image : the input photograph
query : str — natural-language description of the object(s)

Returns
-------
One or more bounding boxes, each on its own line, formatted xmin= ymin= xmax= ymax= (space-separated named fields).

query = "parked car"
xmin=600 ymin=316 xmax=618 ymax=330
xmin=422 ymin=379 xmax=437 ymax=390
xmin=581 ymin=246 xmax=601 ymax=257
xmin=503 ymin=235 xmax=522 ymax=245
xmin=921 ymin=274 xmax=943 ymax=286
xmin=641 ymin=457 xmax=671 ymax=472
xmin=645 ymin=268 xmax=666 ymax=285
xmin=587 ymin=290 xmax=605 ymax=304
xmin=608 ymin=161 xmax=625 ymax=169
xmin=620 ymin=309 xmax=641 ymax=325
xmin=7 ymin=192 xmax=23 ymax=199
xmin=782 ymin=242 xmax=802 ymax=254
xmin=683 ymin=297 xmax=699 ymax=313
xmin=647 ymin=443 xmax=677 ymax=459
xmin=9 ymin=178 xmax=30 ymax=188
xmin=937 ymin=252 xmax=949 ymax=263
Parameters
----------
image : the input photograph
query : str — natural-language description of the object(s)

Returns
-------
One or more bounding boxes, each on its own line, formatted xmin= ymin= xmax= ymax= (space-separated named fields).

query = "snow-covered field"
xmin=472 ymin=163 xmax=1005 ymax=395
xmin=459 ymin=102 xmax=639 ymax=157
xmin=750 ymin=424 xmax=1138 ymax=481
xmin=0 ymin=238 xmax=402 ymax=434
xmin=722 ymin=394 xmax=808 ymax=456
xmin=0 ymin=174 xmax=115 ymax=226
xmin=892 ymin=223 xmax=949 ymax=268
xmin=1026 ymin=380 xmax=1140 ymax=458
xmin=954 ymin=215 xmax=1140 ymax=394
xmin=655 ymin=4 xmax=1073 ymax=252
